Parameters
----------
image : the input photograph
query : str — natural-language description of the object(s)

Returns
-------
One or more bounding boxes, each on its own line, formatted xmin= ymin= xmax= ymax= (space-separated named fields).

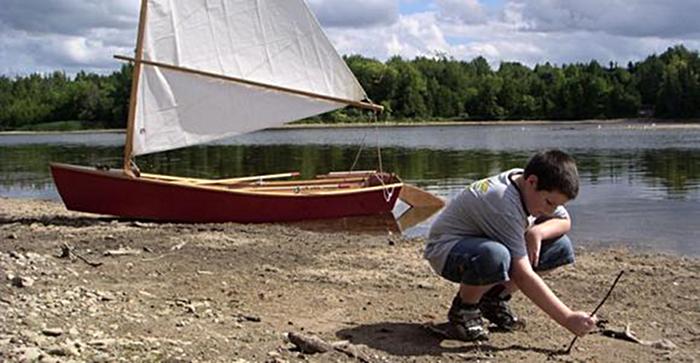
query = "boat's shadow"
xmin=0 ymin=205 xmax=442 ymax=233
xmin=287 ymin=206 xmax=443 ymax=235
xmin=335 ymin=322 xmax=565 ymax=357
xmin=286 ymin=213 xmax=402 ymax=235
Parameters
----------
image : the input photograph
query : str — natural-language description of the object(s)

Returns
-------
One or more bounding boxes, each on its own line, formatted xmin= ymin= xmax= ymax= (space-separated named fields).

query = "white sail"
xmin=132 ymin=0 xmax=368 ymax=156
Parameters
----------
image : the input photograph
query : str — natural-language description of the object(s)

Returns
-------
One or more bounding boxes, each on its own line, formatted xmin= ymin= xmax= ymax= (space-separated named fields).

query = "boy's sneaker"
xmin=446 ymin=294 xmax=488 ymax=341
xmin=478 ymin=293 xmax=526 ymax=331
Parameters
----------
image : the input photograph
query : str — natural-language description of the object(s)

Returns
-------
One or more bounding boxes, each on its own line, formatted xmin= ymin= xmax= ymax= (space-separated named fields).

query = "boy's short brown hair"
xmin=524 ymin=149 xmax=579 ymax=199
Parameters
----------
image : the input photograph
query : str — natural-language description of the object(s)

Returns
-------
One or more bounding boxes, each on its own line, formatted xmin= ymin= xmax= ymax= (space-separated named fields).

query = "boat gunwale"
xmin=50 ymin=162 xmax=403 ymax=198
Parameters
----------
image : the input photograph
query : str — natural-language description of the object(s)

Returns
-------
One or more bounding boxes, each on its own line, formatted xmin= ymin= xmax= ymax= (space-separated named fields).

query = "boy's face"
xmin=522 ymin=175 xmax=569 ymax=217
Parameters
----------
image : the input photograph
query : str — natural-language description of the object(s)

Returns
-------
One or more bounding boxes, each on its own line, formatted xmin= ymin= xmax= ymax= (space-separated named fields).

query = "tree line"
xmin=0 ymin=65 xmax=132 ymax=130
xmin=1 ymin=45 xmax=699 ymax=130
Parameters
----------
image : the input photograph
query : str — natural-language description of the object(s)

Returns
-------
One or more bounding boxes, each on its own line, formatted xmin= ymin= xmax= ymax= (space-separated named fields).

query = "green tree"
xmin=386 ymin=57 xmax=428 ymax=118
xmin=5 ymin=45 xmax=700 ymax=129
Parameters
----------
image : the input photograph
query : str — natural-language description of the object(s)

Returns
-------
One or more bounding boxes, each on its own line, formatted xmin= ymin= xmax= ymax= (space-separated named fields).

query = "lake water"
xmin=1 ymin=122 xmax=699 ymax=256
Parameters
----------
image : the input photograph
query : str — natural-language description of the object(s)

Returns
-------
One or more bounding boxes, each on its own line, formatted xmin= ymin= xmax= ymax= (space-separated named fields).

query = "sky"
xmin=1 ymin=0 xmax=700 ymax=76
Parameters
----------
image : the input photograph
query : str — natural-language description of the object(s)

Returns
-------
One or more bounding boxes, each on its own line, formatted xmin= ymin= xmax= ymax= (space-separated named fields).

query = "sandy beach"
xmin=1 ymin=197 xmax=698 ymax=362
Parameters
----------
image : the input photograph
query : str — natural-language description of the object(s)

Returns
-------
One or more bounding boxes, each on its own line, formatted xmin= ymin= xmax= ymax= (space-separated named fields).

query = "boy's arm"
xmin=525 ymin=217 xmax=571 ymax=267
xmin=510 ymin=256 xmax=596 ymax=336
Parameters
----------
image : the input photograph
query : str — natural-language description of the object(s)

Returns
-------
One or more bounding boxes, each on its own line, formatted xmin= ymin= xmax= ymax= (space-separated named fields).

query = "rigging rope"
xmin=350 ymin=105 xmax=393 ymax=203
xmin=373 ymin=111 xmax=384 ymax=174
xmin=370 ymin=109 xmax=394 ymax=202
xmin=349 ymin=132 xmax=367 ymax=172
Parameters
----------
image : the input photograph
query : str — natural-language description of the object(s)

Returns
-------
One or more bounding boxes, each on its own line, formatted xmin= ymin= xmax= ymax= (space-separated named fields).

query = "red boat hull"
xmin=50 ymin=163 xmax=402 ymax=223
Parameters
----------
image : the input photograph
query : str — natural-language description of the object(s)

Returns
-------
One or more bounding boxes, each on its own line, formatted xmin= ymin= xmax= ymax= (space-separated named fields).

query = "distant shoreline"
xmin=276 ymin=118 xmax=700 ymax=129
xmin=2 ymin=118 xmax=700 ymax=136
xmin=0 ymin=129 xmax=124 ymax=136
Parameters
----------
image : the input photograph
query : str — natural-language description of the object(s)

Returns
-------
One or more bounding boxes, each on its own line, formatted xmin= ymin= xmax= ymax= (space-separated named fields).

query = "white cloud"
xmin=307 ymin=0 xmax=399 ymax=28
xmin=1 ymin=0 xmax=700 ymax=76
xmin=512 ymin=0 xmax=700 ymax=38
xmin=0 ymin=0 xmax=137 ymax=36
xmin=372 ymin=0 xmax=700 ymax=67
xmin=0 ymin=0 xmax=137 ymax=75
xmin=0 ymin=30 xmax=130 ymax=75
xmin=324 ymin=12 xmax=450 ymax=60
xmin=435 ymin=0 xmax=487 ymax=25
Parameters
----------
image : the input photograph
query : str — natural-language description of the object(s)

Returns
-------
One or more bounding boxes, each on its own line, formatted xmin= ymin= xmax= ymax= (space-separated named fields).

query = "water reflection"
xmin=3 ymin=144 xmax=700 ymax=201
xmin=1 ymin=124 xmax=700 ymax=255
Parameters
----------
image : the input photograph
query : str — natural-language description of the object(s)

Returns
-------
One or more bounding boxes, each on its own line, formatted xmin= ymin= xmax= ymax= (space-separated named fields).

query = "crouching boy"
xmin=424 ymin=149 xmax=596 ymax=341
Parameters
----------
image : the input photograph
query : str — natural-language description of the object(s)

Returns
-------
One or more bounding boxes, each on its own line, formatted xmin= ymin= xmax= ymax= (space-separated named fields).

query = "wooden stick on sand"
xmin=565 ymin=270 xmax=625 ymax=354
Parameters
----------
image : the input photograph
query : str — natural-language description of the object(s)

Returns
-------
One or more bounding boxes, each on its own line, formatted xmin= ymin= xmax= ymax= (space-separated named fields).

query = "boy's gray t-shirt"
xmin=424 ymin=168 xmax=569 ymax=274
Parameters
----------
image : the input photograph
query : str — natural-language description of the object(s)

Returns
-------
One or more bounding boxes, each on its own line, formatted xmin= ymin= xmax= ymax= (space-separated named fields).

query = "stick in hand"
xmin=565 ymin=270 xmax=625 ymax=354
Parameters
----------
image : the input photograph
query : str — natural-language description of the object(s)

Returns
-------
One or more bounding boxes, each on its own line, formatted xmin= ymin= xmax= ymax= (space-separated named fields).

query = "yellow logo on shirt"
xmin=469 ymin=179 xmax=489 ymax=193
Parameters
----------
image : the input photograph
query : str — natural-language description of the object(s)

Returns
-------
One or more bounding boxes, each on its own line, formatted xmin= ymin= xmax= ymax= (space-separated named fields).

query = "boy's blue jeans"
xmin=441 ymin=235 xmax=575 ymax=285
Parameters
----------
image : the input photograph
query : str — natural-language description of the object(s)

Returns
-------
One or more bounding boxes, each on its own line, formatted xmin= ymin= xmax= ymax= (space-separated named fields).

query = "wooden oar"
xmin=239 ymin=176 xmax=366 ymax=187
xmin=193 ymin=172 xmax=300 ymax=185
xmin=140 ymin=171 xmax=299 ymax=185
xmin=316 ymin=170 xmax=376 ymax=179
xmin=139 ymin=173 xmax=206 ymax=183
xmin=399 ymin=184 xmax=445 ymax=208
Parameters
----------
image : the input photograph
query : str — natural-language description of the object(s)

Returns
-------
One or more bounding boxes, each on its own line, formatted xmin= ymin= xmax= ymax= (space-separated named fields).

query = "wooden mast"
xmin=122 ymin=0 xmax=149 ymax=176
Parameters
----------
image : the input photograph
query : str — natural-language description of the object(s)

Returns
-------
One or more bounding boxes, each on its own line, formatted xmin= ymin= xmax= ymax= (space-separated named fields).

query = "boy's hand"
xmin=525 ymin=229 xmax=542 ymax=267
xmin=564 ymin=311 xmax=598 ymax=336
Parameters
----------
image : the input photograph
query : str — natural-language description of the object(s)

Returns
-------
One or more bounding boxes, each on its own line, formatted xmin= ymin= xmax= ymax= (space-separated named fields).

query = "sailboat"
xmin=50 ymin=0 xmax=443 ymax=223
